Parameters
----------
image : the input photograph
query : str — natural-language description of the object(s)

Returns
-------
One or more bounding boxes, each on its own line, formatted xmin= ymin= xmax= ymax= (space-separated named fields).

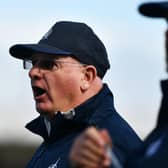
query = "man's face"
xmin=28 ymin=53 xmax=85 ymax=115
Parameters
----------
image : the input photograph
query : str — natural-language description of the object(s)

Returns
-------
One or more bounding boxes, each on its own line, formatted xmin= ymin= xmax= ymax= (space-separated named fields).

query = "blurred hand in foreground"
xmin=69 ymin=127 xmax=112 ymax=168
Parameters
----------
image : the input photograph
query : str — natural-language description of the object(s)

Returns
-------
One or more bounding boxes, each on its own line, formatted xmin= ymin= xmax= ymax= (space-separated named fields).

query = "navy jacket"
xmin=126 ymin=80 xmax=168 ymax=168
xmin=25 ymin=84 xmax=142 ymax=168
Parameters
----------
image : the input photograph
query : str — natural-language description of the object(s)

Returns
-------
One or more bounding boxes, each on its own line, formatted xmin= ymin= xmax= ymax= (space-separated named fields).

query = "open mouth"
xmin=32 ymin=86 xmax=46 ymax=97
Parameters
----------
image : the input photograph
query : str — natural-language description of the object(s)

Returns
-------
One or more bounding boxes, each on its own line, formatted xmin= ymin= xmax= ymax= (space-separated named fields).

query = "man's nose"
xmin=29 ymin=66 xmax=42 ymax=80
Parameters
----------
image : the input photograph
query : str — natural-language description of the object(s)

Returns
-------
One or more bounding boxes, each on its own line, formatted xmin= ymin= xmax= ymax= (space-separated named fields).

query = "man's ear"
xmin=80 ymin=65 xmax=97 ymax=91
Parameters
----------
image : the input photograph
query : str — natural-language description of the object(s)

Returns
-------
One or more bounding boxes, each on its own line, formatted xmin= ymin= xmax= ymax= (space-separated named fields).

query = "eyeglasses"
xmin=23 ymin=59 xmax=87 ymax=70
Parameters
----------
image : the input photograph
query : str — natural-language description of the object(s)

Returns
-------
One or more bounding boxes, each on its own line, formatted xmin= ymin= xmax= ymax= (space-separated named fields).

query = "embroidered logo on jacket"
xmin=145 ymin=138 xmax=163 ymax=157
xmin=48 ymin=158 xmax=60 ymax=168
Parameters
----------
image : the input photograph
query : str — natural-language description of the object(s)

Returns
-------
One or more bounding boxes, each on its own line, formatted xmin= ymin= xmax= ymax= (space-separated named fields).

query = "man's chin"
xmin=36 ymin=106 xmax=54 ymax=116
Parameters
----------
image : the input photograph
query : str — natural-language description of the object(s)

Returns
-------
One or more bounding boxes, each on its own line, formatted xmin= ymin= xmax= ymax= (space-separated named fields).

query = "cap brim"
xmin=138 ymin=2 xmax=168 ymax=18
xmin=9 ymin=43 xmax=71 ymax=60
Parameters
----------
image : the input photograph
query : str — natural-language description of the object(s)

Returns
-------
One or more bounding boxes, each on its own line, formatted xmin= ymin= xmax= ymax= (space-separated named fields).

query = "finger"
xmin=69 ymin=127 xmax=106 ymax=168
xmin=81 ymin=137 xmax=105 ymax=157
xmin=71 ymin=152 xmax=101 ymax=168
xmin=99 ymin=129 xmax=113 ymax=167
xmin=79 ymin=146 xmax=104 ymax=163
xmin=70 ymin=135 xmax=105 ymax=163
xmin=83 ymin=127 xmax=106 ymax=146
xmin=99 ymin=129 xmax=112 ymax=147
xmin=69 ymin=133 xmax=103 ymax=165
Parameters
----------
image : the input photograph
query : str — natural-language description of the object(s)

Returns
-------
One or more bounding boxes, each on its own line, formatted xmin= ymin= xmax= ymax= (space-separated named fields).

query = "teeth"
xmin=33 ymin=87 xmax=46 ymax=97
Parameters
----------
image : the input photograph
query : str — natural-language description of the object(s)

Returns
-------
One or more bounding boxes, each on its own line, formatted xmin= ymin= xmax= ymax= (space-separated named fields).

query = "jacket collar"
xmin=25 ymin=84 xmax=114 ymax=142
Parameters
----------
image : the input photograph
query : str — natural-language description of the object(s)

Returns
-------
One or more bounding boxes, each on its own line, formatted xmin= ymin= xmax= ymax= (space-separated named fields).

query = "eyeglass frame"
xmin=23 ymin=58 xmax=87 ymax=71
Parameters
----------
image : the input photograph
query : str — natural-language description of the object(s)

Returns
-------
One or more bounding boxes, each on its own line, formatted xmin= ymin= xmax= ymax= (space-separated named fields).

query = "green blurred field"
xmin=0 ymin=143 xmax=38 ymax=168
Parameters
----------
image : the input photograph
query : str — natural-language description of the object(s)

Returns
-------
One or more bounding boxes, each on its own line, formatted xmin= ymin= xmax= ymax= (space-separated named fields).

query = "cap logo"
xmin=42 ymin=27 xmax=53 ymax=40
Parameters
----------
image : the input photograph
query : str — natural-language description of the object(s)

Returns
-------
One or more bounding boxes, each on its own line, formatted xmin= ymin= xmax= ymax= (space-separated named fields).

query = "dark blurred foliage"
xmin=0 ymin=143 xmax=38 ymax=168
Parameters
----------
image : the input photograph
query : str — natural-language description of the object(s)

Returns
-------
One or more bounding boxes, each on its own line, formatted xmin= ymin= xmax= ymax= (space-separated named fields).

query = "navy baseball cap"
xmin=9 ymin=21 xmax=110 ymax=78
xmin=139 ymin=1 xmax=168 ymax=18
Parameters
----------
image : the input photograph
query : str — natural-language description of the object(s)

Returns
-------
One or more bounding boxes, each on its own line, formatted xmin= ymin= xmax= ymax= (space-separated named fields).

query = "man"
xmin=9 ymin=21 xmax=141 ymax=168
xmin=125 ymin=2 xmax=168 ymax=168
xmin=69 ymin=2 xmax=168 ymax=168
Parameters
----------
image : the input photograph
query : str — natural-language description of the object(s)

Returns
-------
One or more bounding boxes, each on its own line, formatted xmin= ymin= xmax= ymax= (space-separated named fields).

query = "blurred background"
xmin=0 ymin=0 xmax=167 ymax=167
